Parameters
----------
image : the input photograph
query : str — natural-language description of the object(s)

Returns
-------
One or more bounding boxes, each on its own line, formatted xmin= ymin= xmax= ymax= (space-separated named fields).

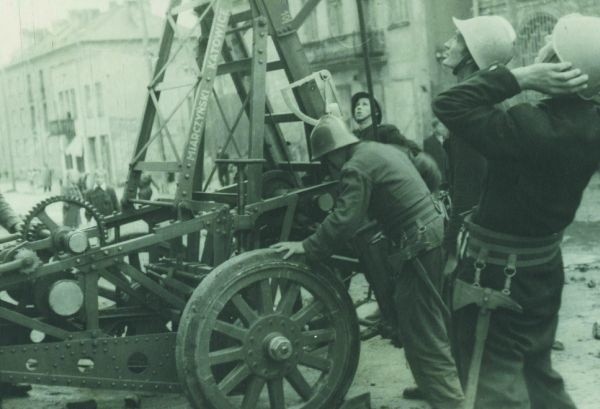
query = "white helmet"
xmin=552 ymin=14 xmax=600 ymax=99
xmin=453 ymin=16 xmax=517 ymax=69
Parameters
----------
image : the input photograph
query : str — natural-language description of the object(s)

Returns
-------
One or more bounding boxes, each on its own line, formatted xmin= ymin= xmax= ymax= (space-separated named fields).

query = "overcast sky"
xmin=0 ymin=0 xmax=171 ymax=65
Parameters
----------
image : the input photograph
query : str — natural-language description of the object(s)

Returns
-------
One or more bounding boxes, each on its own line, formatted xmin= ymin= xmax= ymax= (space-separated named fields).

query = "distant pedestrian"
xmin=61 ymin=170 xmax=83 ymax=228
xmin=28 ymin=169 xmax=35 ymax=192
xmin=41 ymin=164 xmax=53 ymax=192
xmin=84 ymin=169 xmax=120 ymax=220
xmin=138 ymin=174 xmax=157 ymax=200
xmin=216 ymin=146 xmax=230 ymax=187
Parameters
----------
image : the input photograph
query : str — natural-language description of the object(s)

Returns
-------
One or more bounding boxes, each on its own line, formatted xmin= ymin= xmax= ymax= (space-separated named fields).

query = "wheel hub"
xmin=266 ymin=333 xmax=293 ymax=361
xmin=244 ymin=315 xmax=301 ymax=379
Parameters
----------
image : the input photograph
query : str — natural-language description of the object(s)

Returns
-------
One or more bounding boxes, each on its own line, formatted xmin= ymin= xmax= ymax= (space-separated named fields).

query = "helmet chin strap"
xmin=452 ymin=54 xmax=477 ymax=76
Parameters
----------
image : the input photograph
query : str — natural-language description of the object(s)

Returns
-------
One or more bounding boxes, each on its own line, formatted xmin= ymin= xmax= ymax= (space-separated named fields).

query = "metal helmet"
xmin=310 ymin=115 xmax=359 ymax=160
xmin=553 ymin=14 xmax=600 ymax=99
xmin=453 ymin=16 xmax=516 ymax=69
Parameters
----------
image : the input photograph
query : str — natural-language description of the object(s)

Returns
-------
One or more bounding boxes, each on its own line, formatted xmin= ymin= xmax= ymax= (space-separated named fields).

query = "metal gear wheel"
xmin=21 ymin=195 xmax=108 ymax=245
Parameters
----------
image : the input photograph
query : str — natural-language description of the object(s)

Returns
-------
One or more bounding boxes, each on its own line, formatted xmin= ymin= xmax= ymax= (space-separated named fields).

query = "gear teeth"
xmin=21 ymin=195 xmax=108 ymax=246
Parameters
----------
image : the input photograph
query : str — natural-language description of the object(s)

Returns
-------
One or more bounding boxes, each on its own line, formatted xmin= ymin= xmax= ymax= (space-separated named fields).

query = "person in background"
xmin=424 ymin=118 xmax=450 ymax=188
xmin=138 ymin=174 xmax=158 ymax=200
xmin=216 ymin=146 xmax=230 ymax=187
xmin=84 ymin=169 xmax=120 ymax=220
xmin=61 ymin=169 xmax=83 ymax=228
xmin=41 ymin=163 xmax=53 ymax=193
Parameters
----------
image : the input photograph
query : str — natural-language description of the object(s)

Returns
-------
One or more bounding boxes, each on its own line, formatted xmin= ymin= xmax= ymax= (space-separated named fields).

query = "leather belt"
xmin=464 ymin=219 xmax=563 ymax=269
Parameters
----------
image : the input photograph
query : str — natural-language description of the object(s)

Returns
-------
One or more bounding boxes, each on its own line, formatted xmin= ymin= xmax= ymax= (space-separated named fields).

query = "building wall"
xmin=478 ymin=0 xmax=600 ymax=66
xmin=290 ymin=0 xmax=469 ymax=145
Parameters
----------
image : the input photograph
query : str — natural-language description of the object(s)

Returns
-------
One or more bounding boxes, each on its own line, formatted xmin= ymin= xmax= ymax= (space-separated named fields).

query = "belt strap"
xmin=464 ymin=218 xmax=562 ymax=269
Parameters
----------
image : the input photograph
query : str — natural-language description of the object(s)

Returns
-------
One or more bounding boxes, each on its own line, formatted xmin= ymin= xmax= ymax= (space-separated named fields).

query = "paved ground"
xmin=1 ymin=179 xmax=600 ymax=408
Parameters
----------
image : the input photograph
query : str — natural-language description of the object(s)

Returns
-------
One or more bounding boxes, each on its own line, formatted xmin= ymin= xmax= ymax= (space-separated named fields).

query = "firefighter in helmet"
xmin=433 ymin=13 xmax=596 ymax=409
xmin=272 ymin=115 xmax=465 ymax=409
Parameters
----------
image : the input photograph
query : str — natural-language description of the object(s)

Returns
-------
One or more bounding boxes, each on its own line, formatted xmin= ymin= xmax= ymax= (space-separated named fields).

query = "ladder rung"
xmin=265 ymin=113 xmax=301 ymax=123
xmin=134 ymin=162 xmax=180 ymax=172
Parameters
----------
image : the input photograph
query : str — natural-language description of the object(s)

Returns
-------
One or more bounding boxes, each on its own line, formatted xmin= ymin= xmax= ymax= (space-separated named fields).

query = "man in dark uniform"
xmin=432 ymin=13 xmax=596 ymax=408
xmin=440 ymin=16 xmax=516 ymax=264
xmin=272 ymin=115 xmax=464 ymax=409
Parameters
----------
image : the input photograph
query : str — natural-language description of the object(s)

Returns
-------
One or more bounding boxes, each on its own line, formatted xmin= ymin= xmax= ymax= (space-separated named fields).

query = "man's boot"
xmin=403 ymin=386 xmax=425 ymax=400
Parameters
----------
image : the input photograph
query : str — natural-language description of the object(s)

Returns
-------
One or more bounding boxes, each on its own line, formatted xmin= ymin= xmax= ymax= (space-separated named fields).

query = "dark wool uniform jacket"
xmin=302 ymin=141 xmax=431 ymax=260
xmin=355 ymin=124 xmax=442 ymax=191
xmin=433 ymin=65 xmax=600 ymax=236
xmin=354 ymin=124 xmax=420 ymax=155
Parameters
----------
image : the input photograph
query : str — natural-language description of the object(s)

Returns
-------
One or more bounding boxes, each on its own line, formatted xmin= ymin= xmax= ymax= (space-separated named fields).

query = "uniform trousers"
xmin=392 ymin=220 xmax=464 ymax=409
xmin=453 ymin=253 xmax=577 ymax=409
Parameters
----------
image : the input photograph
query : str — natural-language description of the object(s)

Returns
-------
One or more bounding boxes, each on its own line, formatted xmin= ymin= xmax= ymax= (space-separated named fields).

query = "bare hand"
xmin=512 ymin=62 xmax=588 ymax=95
xmin=270 ymin=241 xmax=305 ymax=260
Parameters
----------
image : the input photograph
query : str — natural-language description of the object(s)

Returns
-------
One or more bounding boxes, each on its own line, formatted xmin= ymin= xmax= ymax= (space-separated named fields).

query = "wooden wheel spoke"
xmin=290 ymin=300 xmax=324 ymax=327
xmin=298 ymin=351 xmax=332 ymax=372
xmin=285 ymin=366 xmax=313 ymax=401
xmin=241 ymin=376 xmax=266 ymax=409
xmin=218 ymin=363 xmax=251 ymax=395
xmin=259 ymin=279 xmax=274 ymax=314
xmin=301 ymin=328 xmax=335 ymax=348
xmin=276 ymin=283 xmax=300 ymax=315
xmin=37 ymin=211 xmax=59 ymax=231
xmin=214 ymin=319 xmax=248 ymax=341
xmin=231 ymin=294 xmax=259 ymax=326
xmin=208 ymin=346 xmax=244 ymax=366
xmin=267 ymin=377 xmax=285 ymax=409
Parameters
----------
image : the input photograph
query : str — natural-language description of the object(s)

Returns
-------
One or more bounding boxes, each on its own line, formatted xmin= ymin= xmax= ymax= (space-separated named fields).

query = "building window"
xmin=515 ymin=13 xmax=557 ymax=66
xmin=58 ymin=91 xmax=67 ymax=118
xmin=65 ymin=154 xmax=73 ymax=169
xmin=30 ymin=105 xmax=36 ymax=133
xmin=95 ymin=82 xmax=104 ymax=117
xmin=85 ymin=85 xmax=93 ymax=118
xmin=26 ymin=73 xmax=33 ymax=103
xmin=69 ymin=89 xmax=78 ymax=119
xmin=39 ymin=70 xmax=46 ymax=100
xmin=327 ymin=0 xmax=344 ymax=37
xmin=42 ymin=102 xmax=48 ymax=128
xmin=389 ymin=0 xmax=409 ymax=29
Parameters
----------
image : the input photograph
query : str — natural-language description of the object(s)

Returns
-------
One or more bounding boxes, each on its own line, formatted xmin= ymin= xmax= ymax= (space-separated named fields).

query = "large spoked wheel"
xmin=176 ymin=249 xmax=359 ymax=409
